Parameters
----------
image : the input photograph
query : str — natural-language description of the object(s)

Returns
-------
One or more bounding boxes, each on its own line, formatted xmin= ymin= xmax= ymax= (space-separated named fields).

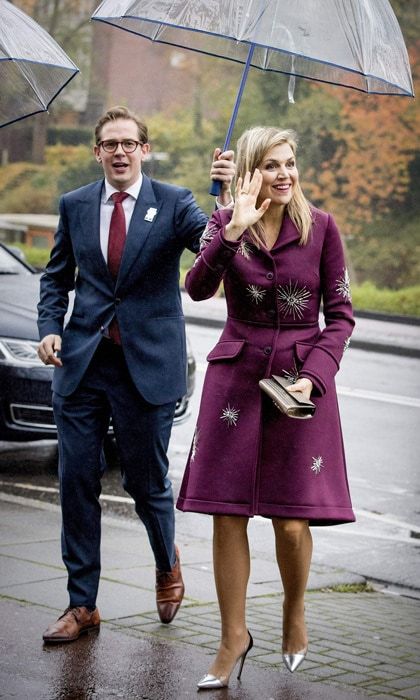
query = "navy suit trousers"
xmin=52 ymin=339 xmax=177 ymax=608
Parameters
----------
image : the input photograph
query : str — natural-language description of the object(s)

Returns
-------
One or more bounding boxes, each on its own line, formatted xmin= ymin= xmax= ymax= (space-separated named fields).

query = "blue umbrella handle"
xmin=209 ymin=43 xmax=256 ymax=197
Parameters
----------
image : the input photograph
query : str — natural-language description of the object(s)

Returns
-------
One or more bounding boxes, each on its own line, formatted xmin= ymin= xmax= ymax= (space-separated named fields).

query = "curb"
xmin=353 ymin=309 xmax=420 ymax=326
xmin=184 ymin=314 xmax=420 ymax=359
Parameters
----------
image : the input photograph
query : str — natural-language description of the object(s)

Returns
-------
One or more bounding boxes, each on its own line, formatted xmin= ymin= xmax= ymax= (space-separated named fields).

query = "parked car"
xmin=0 ymin=242 xmax=195 ymax=442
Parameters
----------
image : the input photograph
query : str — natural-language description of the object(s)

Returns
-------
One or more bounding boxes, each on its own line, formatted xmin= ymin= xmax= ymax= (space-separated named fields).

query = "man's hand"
xmin=210 ymin=148 xmax=236 ymax=206
xmin=38 ymin=334 xmax=63 ymax=367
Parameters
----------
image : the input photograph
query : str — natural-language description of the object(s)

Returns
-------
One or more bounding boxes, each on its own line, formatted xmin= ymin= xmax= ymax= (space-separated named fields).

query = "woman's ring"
xmin=241 ymin=189 xmax=249 ymax=194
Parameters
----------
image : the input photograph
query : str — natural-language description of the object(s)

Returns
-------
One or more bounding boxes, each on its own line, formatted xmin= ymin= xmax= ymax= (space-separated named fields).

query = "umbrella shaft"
xmin=222 ymin=43 xmax=256 ymax=151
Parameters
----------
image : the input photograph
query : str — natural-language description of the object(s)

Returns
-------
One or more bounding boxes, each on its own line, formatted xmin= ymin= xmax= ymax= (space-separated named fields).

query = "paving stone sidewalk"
xmin=1 ymin=496 xmax=420 ymax=699
xmin=109 ymin=591 xmax=420 ymax=699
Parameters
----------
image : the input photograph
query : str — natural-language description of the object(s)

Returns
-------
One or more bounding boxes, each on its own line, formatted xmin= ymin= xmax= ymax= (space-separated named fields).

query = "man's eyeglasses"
xmin=98 ymin=140 xmax=142 ymax=154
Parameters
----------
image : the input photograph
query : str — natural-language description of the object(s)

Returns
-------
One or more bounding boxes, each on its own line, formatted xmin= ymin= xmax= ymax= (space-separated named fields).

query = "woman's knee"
xmin=213 ymin=515 xmax=249 ymax=538
xmin=272 ymin=518 xmax=309 ymax=547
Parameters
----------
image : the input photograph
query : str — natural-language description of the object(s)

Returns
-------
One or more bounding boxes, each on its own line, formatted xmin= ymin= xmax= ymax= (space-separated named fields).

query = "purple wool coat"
xmin=177 ymin=207 xmax=355 ymax=525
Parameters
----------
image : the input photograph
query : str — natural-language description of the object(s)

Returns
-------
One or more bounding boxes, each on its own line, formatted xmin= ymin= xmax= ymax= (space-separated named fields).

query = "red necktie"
xmin=107 ymin=192 xmax=129 ymax=343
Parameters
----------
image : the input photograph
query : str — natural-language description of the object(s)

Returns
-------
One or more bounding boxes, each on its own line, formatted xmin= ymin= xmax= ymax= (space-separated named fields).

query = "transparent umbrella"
xmin=91 ymin=0 xmax=414 ymax=193
xmin=0 ymin=0 xmax=79 ymax=128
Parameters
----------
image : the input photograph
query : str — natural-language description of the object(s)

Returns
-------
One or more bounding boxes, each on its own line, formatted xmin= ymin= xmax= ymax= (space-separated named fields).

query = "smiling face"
xmin=93 ymin=118 xmax=150 ymax=191
xmin=257 ymin=143 xmax=299 ymax=208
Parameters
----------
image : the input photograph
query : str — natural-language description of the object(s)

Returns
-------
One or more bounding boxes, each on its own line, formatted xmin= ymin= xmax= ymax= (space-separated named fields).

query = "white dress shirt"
xmin=100 ymin=172 xmax=232 ymax=263
xmin=99 ymin=173 xmax=143 ymax=263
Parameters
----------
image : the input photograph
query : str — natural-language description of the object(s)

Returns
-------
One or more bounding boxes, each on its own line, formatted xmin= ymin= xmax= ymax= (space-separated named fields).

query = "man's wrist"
xmin=215 ymin=197 xmax=234 ymax=209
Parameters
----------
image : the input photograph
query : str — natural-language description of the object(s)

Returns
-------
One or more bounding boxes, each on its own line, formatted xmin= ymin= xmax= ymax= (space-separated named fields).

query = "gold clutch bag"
xmin=259 ymin=375 xmax=316 ymax=420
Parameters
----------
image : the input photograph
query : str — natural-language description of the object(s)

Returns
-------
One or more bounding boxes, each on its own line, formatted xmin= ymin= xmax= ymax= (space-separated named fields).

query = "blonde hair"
xmin=236 ymin=126 xmax=313 ymax=246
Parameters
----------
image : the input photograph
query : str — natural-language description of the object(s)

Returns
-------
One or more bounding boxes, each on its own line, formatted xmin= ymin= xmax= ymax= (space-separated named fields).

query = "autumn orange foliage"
xmin=304 ymin=43 xmax=420 ymax=236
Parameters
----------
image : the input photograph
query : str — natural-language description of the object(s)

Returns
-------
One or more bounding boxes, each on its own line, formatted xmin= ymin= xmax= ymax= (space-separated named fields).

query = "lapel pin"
xmin=144 ymin=207 xmax=157 ymax=222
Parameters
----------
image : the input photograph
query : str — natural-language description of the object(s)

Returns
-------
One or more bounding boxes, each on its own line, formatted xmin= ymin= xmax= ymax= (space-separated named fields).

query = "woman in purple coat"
xmin=177 ymin=126 xmax=355 ymax=688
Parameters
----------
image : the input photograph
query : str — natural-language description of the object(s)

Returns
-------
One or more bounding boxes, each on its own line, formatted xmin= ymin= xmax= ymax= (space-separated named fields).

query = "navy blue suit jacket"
xmin=37 ymin=175 xmax=208 ymax=404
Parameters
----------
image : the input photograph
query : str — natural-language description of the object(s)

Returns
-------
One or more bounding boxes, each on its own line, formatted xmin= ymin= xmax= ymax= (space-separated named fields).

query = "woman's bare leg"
xmin=272 ymin=518 xmax=312 ymax=652
xmin=206 ymin=515 xmax=251 ymax=680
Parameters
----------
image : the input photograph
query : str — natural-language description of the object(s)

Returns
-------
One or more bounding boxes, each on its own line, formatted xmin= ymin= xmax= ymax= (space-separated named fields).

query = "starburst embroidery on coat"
xmin=191 ymin=427 xmax=199 ymax=461
xmin=343 ymin=337 xmax=351 ymax=352
xmin=246 ymin=284 xmax=266 ymax=304
xmin=282 ymin=360 xmax=300 ymax=385
xmin=220 ymin=404 xmax=240 ymax=427
xmin=311 ymin=456 xmax=324 ymax=475
xmin=277 ymin=281 xmax=311 ymax=319
xmin=199 ymin=222 xmax=218 ymax=251
xmin=237 ymin=240 xmax=253 ymax=260
xmin=336 ymin=268 xmax=352 ymax=302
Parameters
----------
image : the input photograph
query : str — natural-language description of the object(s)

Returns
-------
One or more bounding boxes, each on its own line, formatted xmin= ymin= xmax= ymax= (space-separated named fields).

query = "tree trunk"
xmin=31 ymin=113 xmax=48 ymax=164
xmin=82 ymin=22 xmax=111 ymax=125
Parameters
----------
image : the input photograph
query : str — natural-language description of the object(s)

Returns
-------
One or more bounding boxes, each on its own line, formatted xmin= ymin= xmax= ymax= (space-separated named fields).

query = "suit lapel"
xmin=77 ymin=180 xmax=113 ymax=282
xmin=117 ymin=175 xmax=161 ymax=286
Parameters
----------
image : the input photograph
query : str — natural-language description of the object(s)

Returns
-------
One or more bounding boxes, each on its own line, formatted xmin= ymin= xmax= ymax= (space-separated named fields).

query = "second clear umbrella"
xmin=0 ymin=0 xmax=79 ymax=129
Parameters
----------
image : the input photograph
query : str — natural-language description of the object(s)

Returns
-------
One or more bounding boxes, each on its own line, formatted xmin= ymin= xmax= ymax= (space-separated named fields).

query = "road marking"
xmin=196 ymin=362 xmax=420 ymax=407
xmin=337 ymin=386 xmax=420 ymax=407
xmin=0 ymin=480 xmax=133 ymax=504
xmin=354 ymin=508 xmax=420 ymax=534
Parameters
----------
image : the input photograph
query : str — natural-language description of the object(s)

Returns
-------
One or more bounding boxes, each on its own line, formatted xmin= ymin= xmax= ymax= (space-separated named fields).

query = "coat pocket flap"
xmin=294 ymin=341 xmax=316 ymax=363
xmin=207 ymin=340 xmax=245 ymax=362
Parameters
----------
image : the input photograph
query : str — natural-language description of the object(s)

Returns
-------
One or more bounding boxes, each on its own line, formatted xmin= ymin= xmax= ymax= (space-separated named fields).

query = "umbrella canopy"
xmin=91 ymin=0 xmax=414 ymax=194
xmin=0 ymin=0 xmax=79 ymax=128
xmin=91 ymin=0 xmax=413 ymax=97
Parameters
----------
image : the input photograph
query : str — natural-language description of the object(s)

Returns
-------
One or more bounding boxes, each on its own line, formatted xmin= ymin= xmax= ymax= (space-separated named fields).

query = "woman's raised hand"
xmin=224 ymin=170 xmax=271 ymax=241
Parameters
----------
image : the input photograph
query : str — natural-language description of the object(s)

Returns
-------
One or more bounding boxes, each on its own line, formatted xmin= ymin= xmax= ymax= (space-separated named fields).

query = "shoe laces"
xmin=60 ymin=606 xmax=84 ymax=622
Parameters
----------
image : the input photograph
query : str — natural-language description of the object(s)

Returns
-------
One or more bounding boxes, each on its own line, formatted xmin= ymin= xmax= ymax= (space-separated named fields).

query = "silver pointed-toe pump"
xmin=197 ymin=631 xmax=253 ymax=689
xmin=197 ymin=673 xmax=226 ymax=690
xmin=282 ymin=647 xmax=307 ymax=673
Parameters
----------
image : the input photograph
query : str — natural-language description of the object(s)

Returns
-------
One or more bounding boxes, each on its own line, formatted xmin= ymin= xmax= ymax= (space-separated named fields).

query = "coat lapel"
xmin=117 ymin=175 xmax=161 ymax=286
xmin=272 ymin=213 xmax=301 ymax=251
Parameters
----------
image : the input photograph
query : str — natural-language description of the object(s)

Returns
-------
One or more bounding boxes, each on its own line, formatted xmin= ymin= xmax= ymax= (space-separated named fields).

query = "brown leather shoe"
xmin=42 ymin=606 xmax=100 ymax=643
xmin=156 ymin=545 xmax=185 ymax=624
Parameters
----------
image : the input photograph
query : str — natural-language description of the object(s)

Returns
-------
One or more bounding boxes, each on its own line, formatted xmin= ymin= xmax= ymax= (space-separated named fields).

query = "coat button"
xmin=115 ymin=297 xmax=121 ymax=305
xmin=266 ymin=272 xmax=274 ymax=280
xmin=264 ymin=346 xmax=272 ymax=355
xmin=267 ymin=309 xmax=276 ymax=317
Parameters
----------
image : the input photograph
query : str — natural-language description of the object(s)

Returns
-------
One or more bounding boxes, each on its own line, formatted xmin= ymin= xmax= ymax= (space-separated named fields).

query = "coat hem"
xmin=176 ymin=497 xmax=355 ymax=525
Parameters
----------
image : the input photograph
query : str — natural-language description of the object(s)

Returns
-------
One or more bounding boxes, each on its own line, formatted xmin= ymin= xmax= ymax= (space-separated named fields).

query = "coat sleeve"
xmin=298 ymin=214 xmax=355 ymax=396
xmin=175 ymin=187 xmax=209 ymax=254
xmin=37 ymin=196 xmax=76 ymax=339
xmin=185 ymin=210 xmax=242 ymax=300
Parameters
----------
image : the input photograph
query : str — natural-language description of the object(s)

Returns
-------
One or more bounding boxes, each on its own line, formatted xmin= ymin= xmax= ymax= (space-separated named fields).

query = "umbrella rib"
xmin=0 ymin=56 xmax=78 ymax=70
xmin=0 ymin=108 xmax=48 ymax=129
xmin=3 ymin=57 xmax=78 ymax=110
xmin=44 ymin=69 xmax=80 ymax=108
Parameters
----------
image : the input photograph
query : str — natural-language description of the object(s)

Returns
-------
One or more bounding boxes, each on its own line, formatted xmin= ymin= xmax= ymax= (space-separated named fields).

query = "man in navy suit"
xmin=37 ymin=106 xmax=234 ymax=643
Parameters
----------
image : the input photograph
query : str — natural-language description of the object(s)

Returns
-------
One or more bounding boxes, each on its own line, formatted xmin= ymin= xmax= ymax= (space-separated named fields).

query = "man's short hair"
xmin=94 ymin=106 xmax=148 ymax=145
